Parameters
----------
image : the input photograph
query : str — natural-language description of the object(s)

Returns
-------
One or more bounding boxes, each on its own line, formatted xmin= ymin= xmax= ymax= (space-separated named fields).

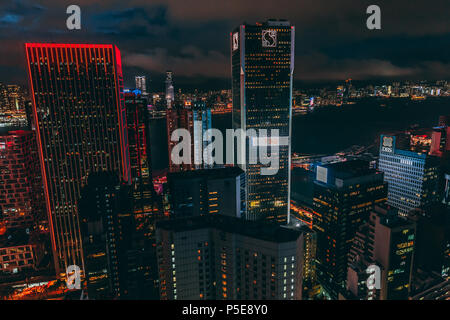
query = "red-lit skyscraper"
xmin=25 ymin=43 xmax=131 ymax=276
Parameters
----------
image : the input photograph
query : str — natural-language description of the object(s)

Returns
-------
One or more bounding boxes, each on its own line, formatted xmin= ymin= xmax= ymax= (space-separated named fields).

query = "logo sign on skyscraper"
xmin=381 ymin=136 xmax=394 ymax=153
xmin=232 ymin=33 xmax=239 ymax=51
xmin=262 ymin=30 xmax=277 ymax=47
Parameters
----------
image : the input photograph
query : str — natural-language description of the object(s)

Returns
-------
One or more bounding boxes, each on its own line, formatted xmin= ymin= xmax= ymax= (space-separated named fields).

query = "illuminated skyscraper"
xmin=378 ymin=135 xmax=440 ymax=216
xmin=25 ymin=43 xmax=131 ymax=275
xmin=231 ymin=19 xmax=294 ymax=223
xmin=125 ymin=92 xmax=155 ymax=215
xmin=0 ymin=84 xmax=26 ymax=113
xmin=134 ymin=76 xmax=147 ymax=95
xmin=165 ymin=71 xmax=175 ymax=109
xmin=167 ymin=100 xmax=212 ymax=172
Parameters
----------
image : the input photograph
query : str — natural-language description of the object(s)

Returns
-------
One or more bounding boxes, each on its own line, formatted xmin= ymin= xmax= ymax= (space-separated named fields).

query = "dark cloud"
xmin=92 ymin=6 xmax=168 ymax=36
xmin=124 ymin=46 xmax=229 ymax=78
xmin=0 ymin=0 xmax=449 ymax=88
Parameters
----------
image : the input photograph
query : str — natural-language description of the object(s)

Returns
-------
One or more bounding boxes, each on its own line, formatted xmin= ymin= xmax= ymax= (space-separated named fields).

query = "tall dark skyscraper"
xmin=313 ymin=160 xmax=387 ymax=299
xmin=79 ymin=172 xmax=158 ymax=300
xmin=79 ymin=172 xmax=127 ymax=299
xmin=408 ymin=203 xmax=450 ymax=279
xmin=124 ymin=93 xmax=156 ymax=217
xmin=231 ymin=19 xmax=294 ymax=223
xmin=25 ymin=43 xmax=131 ymax=276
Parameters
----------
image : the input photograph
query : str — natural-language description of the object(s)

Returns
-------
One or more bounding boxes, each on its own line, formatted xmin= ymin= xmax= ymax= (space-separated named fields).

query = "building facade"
xmin=231 ymin=19 xmax=294 ymax=223
xmin=0 ymin=84 xmax=26 ymax=113
xmin=313 ymin=160 xmax=387 ymax=299
xmin=408 ymin=203 xmax=450 ymax=279
xmin=124 ymin=92 xmax=159 ymax=239
xmin=378 ymin=135 xmax=439 ymax=216
xmin=134 ymin=76 xmax=147 ymax=95
xmin=167 ymin=100 xmax=212 ymax=172
xmin=167 ymin=167 xmax=245 ymax=218
xmin=79 ymin=172 xmax=158 ymax=299
xmin=0 ymin=130 xmax=45 ymax=232
xmin=25 ymin=43 xmax=131 ymax=275
xmin=165 ymin=71 xmax=175 ymax=109
xmin=156 ymin=215 xmax=303 ymax=300
xmin=347 ymin=205 xmax=416 ymax=300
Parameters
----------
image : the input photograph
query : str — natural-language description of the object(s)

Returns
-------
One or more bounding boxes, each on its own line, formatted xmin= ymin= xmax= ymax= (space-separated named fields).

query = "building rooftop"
xmin=156 ymin=215 xmax=302 ymax=243
xmin=374 ymin=204 xmax=415 ymax=229
xmin=168 ymin=167 xmax=244 ymax=181
xmin=315 ymin=160 xmax=384 ymax=188
xmin=323 ymin=160 xmax=375 ymax=179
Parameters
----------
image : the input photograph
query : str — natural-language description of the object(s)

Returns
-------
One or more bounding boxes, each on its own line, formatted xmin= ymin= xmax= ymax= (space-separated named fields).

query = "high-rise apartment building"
xmin=25 ymin=43 xmax=131 ymax=275
xmin=0 ymin=130 xmax=45 ymax=232
xmin=378 ymin=135 xmax=440 ymax=216
xmin=0 ymin=130 xmax=47 ymax=280
xmin=156 ymin=215 xmax=303 ymax=300
xmin=231 ymin=19 xmax=294 ymax=223
xmin=313 ymin=160 xmax=387 ymax=299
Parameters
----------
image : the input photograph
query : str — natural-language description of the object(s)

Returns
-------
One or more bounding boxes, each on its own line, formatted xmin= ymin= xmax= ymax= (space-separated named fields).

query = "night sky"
xmin=1 ymin=0 xmax=449 ymax=90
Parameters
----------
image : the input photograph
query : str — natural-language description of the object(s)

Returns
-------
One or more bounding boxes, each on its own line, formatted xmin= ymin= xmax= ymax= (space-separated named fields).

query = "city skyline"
xmin=0 ymin=1 xmax=450 ymax=89
xmin=0 ymin=1 xmax=449 ymax=304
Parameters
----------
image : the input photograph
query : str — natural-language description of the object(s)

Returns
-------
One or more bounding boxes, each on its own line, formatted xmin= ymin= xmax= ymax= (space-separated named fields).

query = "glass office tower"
xmin=378 ymin=135 xmax=439 ymax=216
xmin=25 ymin=43 xmax=131 ymax=276
xmin=231 ymin=19 xmax=295 ymax=223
